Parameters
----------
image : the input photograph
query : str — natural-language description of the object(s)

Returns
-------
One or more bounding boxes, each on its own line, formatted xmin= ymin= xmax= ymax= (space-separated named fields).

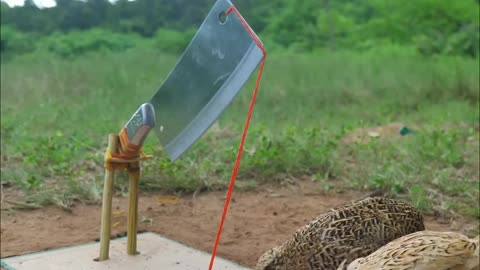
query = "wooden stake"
xmin=127 ymin=161 xmax=140 ymax=255
xmin=96 ymin=134 xmax=118 ymax=261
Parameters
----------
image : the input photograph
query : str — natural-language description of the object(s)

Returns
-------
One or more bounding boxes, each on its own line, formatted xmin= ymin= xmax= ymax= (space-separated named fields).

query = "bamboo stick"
xmin=96 ymin=134 xmax=118 ymax=261
xmin=127 ymin=161 xmax=140 ymax=255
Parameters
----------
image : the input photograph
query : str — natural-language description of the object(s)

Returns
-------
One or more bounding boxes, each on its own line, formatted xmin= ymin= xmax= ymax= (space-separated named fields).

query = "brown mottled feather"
xmin=345 ymin=231 xmax=480 ymax=270
xmin=255 ymin=197 xmax=425 ymax=270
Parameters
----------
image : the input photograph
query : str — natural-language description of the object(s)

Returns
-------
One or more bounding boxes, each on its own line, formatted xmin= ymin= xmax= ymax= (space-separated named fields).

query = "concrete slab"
xmin=1 ymin=232 xmax=251 ymax=270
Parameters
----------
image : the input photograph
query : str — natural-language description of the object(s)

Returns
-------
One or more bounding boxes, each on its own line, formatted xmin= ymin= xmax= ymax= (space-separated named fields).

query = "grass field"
xmin=1 ymin=48 xmax=479 ymax=219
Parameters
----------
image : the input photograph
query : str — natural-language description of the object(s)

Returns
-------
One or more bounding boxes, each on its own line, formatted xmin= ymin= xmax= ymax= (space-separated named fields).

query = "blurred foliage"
xmin=0 ymin=0 xmax=478 ymax=58
xmin=1 ymin=0 xmax=480 ymax=57
xmin=40 ymin=29 xmax=142 ymax=57
xmin=0 ymin=25 xmax=36 ymax=54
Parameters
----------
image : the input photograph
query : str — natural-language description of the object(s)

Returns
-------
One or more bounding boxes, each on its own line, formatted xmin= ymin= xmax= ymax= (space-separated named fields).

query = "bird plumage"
xmin=343 ymin=230 xmax=479 ymax=270
xmin=255 ymin=197 xmax=425 ymax=270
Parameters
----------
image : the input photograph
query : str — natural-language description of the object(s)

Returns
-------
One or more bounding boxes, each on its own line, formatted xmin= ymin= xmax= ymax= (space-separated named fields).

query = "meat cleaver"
xmin=142 ymin=0 xmax=265 ymax=161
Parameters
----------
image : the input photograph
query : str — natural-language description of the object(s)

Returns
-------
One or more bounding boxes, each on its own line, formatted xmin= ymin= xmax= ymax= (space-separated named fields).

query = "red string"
xmin=208 ymin=5 xmax=267 ymax=270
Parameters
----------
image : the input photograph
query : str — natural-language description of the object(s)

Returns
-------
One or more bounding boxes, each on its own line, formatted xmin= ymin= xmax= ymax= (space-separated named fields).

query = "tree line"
xmin=1 ymin=0 xmax=479 ymax=57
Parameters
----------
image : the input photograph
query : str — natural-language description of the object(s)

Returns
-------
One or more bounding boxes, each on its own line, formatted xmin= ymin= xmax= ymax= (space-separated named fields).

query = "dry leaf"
xmin=113 ymin=210 xmax=124 ymax=216
xmin=156 ymin=195 xmax=179 ymax=204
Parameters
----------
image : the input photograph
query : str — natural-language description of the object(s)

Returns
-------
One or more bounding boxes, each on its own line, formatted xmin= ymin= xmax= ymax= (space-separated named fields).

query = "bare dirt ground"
xmin=1 ymin=181 xmax=478 ymax=268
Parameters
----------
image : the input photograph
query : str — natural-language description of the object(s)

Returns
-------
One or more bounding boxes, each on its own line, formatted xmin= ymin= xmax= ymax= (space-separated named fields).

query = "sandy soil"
xmin=0 ymin=181 xmax=477 ymax=268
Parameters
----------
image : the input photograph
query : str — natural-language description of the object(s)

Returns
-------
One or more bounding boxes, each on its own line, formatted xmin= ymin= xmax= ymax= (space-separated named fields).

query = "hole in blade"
xmin=218 ymin=11 xmax=227 ymax=24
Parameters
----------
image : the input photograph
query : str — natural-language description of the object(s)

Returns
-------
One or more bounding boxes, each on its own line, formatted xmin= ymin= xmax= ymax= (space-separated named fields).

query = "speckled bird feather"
xmin=255 ymin=197 xmax=425 ymax=270
xmin=343 ymin=230 xmax=479 ymax=270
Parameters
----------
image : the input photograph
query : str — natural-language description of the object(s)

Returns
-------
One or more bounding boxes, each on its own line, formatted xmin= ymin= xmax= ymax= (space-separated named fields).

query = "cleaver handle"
xmin=119 ymin=103 xmax=156 ymax=156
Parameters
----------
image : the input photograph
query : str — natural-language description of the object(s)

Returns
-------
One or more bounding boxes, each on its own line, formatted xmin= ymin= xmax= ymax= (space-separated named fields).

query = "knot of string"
xmin=104 ymin=128 xmax=151 ymax=171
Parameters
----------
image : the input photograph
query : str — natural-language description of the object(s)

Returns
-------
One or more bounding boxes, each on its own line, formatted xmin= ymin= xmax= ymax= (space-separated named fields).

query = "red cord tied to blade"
xmin=208 ymin=4 xmax=267 ymax=270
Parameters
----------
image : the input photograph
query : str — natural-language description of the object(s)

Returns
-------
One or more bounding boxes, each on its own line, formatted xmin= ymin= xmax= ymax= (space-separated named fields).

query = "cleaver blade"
xmin=149 ymin=0 xmax=264 ymax=161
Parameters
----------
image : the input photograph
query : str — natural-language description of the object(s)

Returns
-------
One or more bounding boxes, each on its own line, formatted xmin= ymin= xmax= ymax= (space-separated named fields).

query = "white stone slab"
xmin=1 ymin=232 xmax=250 ymax=270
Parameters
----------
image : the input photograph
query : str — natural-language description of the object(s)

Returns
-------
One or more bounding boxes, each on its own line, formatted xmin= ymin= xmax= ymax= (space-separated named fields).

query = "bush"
xmin=151 ymin=28 xmax=196 ymax=54
xmin=0 ymin=26 xmax=202 ymax=58
xmin=38 ymin=28 xmax=142 ymax=58
xmin=0 ymin=25 xmax=36 ymax=55
xmin=415 ymin=23 xmax=480 ymax=58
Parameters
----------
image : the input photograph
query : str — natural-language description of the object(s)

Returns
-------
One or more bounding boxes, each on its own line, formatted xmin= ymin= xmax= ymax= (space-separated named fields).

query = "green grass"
xmin=1 ymin=48 xmax=479 ymax=219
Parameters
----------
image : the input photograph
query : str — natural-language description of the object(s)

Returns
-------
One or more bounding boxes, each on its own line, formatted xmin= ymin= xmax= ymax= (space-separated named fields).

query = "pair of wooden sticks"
xmin=96 ymin=134 xmax=143 ymax=261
